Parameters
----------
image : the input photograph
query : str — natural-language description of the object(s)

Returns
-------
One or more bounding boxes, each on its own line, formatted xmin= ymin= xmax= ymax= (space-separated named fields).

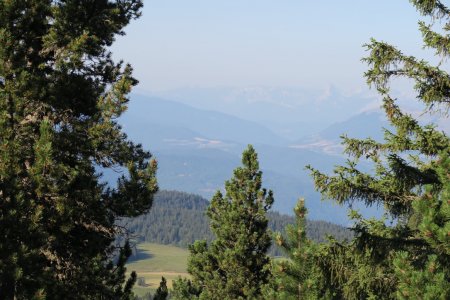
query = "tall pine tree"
xmin=0 ymin=1 xmax=157 ymax=298
xmin=307 ymin=0 xmax=449 ymax=298
xmin=173 ymin=145 xmax=274 ymax=300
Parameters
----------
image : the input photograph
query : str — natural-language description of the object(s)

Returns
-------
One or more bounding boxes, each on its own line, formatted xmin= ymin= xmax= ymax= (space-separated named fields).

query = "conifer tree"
xmin=273 ymin=199 xmax=329 ymax=300
xmin=0 ymin=1 xmax=157 ymax=298
xmin=173 ymin=145 xmax=274 ymax=300
xmin=153 ymin=277 xmax=169 ymax=300
xmin=172 ymin=277 xmax=202 ymax=300
xmin=306 ymin=0 xmax=450 ymax=298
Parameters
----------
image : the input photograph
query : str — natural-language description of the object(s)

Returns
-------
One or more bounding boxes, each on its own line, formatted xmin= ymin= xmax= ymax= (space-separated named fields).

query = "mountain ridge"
xmin=118 ymin=94 xmax=383 ymax=224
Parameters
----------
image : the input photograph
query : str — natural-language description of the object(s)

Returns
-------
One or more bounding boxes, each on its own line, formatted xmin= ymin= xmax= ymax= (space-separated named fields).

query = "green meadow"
xmin=126 ymin=243 xmax=190 ymax=296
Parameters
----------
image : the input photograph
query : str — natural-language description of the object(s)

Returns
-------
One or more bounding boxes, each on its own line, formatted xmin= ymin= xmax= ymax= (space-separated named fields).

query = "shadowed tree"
xmin=0 ymin=1 xmax=157 ymax=298
xmin=153 ymin=277 xmax=169 ymax=300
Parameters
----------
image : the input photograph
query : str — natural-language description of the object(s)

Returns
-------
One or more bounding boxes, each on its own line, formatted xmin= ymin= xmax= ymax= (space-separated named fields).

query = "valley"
xmin=126 ymin=243 xmax=190 ymax=297
xmin=119 ymin=93 xmax=386 ymax=224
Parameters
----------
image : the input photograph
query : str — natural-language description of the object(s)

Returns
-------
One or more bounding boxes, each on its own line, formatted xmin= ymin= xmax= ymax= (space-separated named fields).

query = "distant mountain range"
xmin=121 ymin=95 xmax=288 ymax=147
xmin=147 ymin=86 xmax=381 ymax=140
xmin=119 ymin=92 xmax=385 ymax=224
xmin=291 ymin=111 xmax=390 ymax=155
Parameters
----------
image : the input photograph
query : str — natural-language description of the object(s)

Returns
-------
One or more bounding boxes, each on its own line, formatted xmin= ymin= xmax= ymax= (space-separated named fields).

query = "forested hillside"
xmin=120 ymin=190 xmax=353 ymax=254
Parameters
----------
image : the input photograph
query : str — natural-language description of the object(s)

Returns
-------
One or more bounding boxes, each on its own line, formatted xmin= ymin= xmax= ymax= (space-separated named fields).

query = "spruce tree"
xmin=273 ymin=199 xmax=329 ymax=300
xmin=306 ymin=0 xmax=450 ymax=298
xmin=173 ymin=145 xmax=274 ymax=300
xmin=0 ymin=1 xmax=157 ymax=298
xmin=153 ymin=277 xmax=169 ymax=300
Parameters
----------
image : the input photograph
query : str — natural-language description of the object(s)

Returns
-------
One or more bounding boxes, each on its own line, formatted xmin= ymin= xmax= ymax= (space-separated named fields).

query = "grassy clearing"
xmin=126 ymin=243 xmax=190 ymax=296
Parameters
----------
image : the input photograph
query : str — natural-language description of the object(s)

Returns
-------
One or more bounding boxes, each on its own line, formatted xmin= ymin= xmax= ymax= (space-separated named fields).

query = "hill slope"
xmin=120 ymin=190 xmax=353 ymax=256
xmin=121 ymin=95 xmax=288 ymax=147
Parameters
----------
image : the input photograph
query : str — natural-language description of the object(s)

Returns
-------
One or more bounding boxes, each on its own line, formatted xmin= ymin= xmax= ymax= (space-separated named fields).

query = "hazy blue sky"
xmin=112 ymin=1 xmax=432 ymax=93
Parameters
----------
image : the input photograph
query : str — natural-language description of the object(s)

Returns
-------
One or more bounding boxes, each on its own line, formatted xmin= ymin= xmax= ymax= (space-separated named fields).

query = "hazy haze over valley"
xmin=119 ymin=90 xmax=387 ymax=224
xmin=111 ymin=1 xmax=449 ymax=224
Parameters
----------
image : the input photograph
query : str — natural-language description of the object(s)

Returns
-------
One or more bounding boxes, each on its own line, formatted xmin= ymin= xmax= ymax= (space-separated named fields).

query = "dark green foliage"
xmin=122 ymin=191 xmax=214 ymax=248
xmin=172 ymin=277 xmax=202 ymax=300
xmin=0 ymin=0 xmax=157 ymax=298
xmin=272 ymin=199 xmax=330 ymax=299
xmin=121 ymin=190 xmax=353 ymax=257
xmin=173 ymin=146 xmax=273 ymax=300
xmin=269 ymin=211 xmax=353 ymax=245
xmin=153 ymin=277 xmax=169 ymax=300
xmin=305 ymin=1 xmax=450 ymax=298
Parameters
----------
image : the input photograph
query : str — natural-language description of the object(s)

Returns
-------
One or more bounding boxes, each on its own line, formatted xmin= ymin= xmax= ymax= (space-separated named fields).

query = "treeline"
xmin=119 ymin=190 xmax=352 ymax=255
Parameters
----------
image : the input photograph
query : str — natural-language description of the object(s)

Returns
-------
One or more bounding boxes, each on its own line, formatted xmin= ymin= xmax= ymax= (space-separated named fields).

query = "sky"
xmin=111 ymin=0 xmax=434 ymax=94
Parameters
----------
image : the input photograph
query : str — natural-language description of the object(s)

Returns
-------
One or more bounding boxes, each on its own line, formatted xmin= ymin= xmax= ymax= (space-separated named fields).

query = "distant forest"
xmin=119 ymin=190 xmax=353 ymax=256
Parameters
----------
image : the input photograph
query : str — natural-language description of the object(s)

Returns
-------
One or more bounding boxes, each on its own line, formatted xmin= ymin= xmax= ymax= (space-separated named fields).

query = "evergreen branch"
xmin=410 ymin=0 xmax=450 ymax=18
xmin=364 ymin=40 xmax=450 ymax=111
xmin=419 ymin=21 xmax=450 ymax=57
